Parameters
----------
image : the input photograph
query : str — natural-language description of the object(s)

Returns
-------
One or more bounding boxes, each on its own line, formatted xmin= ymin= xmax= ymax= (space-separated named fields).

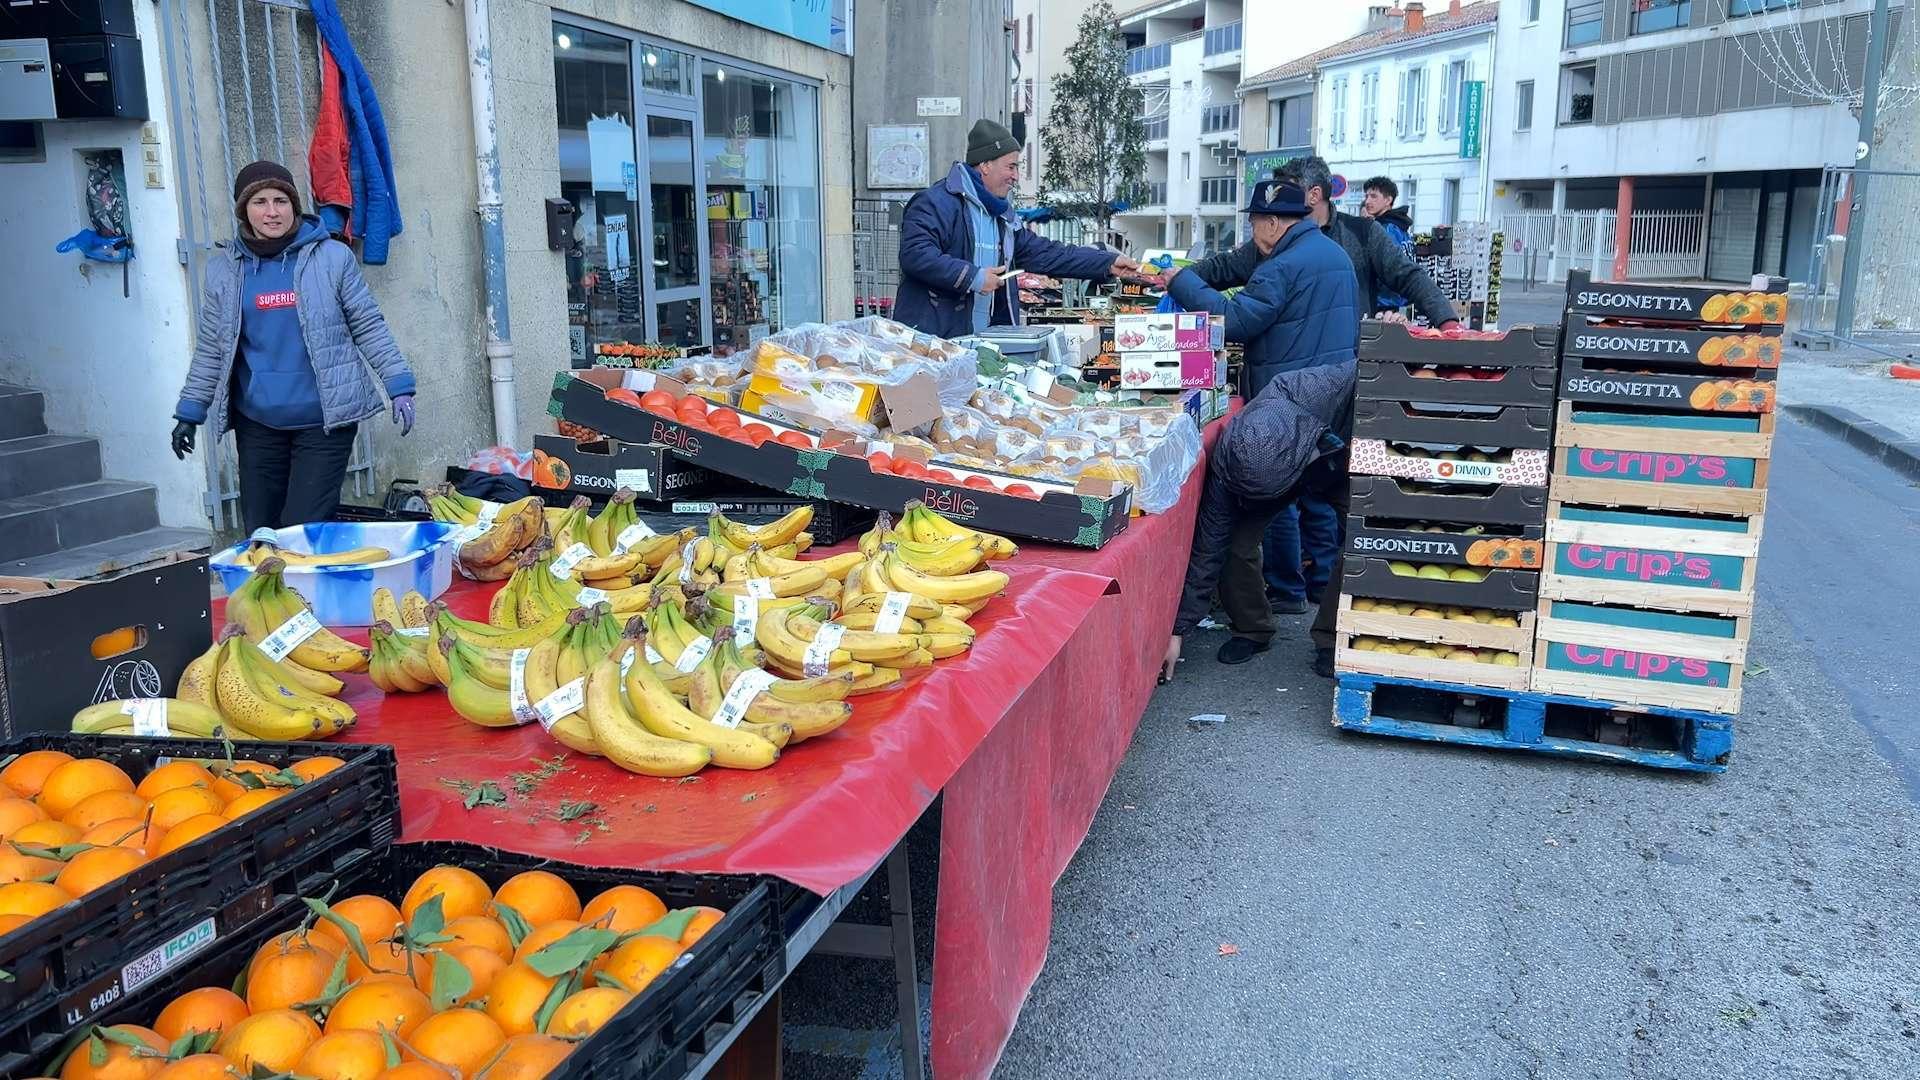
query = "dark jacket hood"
xmin=234 ymin=215 xmax=331 ymax=264
xmin=1214 ymin=360 xmax=1356 ymax=503
xmin=1376 ymin=206 xmax=1413 ymax=232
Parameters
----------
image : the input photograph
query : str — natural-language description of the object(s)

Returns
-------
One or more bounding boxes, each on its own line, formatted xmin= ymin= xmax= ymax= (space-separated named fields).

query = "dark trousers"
xmin=1261 ymin=492 xmax=1341 ymax=601
xmin=232 ymin=411 xmax=358 ymax=532
xmin=1219 ymin=454 xmax=1352 ymax=645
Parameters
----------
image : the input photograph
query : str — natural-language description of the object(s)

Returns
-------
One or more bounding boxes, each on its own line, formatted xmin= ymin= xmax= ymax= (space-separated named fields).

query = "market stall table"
xmin=226 ymin=419 xmax=1219 ymax=1078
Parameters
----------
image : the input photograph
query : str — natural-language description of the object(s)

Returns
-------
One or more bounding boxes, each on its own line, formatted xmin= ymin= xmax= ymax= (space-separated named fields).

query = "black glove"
xmin=171 ymin=420 xmax=197 ymax=460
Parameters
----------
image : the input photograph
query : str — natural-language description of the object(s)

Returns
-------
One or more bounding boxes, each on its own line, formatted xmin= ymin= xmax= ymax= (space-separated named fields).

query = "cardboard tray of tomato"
xmin=1357 ymin=321 xmax=1559 ymax=369
xmin=14 ymin=840 xmax=793 ymax=1080
xmin=0 ymin=735 xmax=400 ymax=1071
xmin=1352 ymin=399 xmax=1554 ymax=450
xmin=552 ymin=369 xmax=1134 ymax=549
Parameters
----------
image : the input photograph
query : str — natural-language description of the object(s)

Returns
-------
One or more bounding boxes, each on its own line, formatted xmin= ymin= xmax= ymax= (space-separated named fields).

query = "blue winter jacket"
xmin=175 ymin=215 xmax=414 ymax=436
xmin=893 ymin=163 xmax=1118 ymax=339
xmin=1168 ymin=218 xmax=1360 ymax=396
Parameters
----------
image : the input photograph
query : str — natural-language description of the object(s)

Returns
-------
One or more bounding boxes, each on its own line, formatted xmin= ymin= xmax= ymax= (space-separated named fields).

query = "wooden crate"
xmin=1336 ymin=595 xmax=1533 ymax=692
xmin=1531 ymin=598 xmax=1748 ymax=715
xmin=1541 ymin=503 xmax=1762 ymax=616
xmin=1551 ymin=402 xmax=1774 ymax=517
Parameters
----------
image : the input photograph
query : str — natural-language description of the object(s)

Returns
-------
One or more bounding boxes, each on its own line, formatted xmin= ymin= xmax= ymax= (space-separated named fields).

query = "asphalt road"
xmin=991 ymin=415 xmax=1920 ymax=1080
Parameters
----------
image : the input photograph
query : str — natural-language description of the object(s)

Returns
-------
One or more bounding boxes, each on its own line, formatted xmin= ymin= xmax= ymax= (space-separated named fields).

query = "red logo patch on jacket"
xmin=255 ymin=290 xmax=298 ymax=310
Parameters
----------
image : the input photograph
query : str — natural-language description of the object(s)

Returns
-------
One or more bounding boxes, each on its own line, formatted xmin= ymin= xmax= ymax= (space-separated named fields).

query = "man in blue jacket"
xmin=893 ymin=119 xmax=1140 ymax=338
xmin=1160 ymin=180 xmax=1359 ymax=666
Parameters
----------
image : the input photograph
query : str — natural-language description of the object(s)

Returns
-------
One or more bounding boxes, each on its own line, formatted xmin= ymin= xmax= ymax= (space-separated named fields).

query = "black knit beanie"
xmin=965 ymin=119 xmax=1022 ymax=166
xmin=233 ymin=160 xmax=302 ymax=224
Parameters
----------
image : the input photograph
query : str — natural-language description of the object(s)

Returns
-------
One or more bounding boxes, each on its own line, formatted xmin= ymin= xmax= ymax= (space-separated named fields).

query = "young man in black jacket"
xmin=1184 ymin=156 xmax=1459 ymax=678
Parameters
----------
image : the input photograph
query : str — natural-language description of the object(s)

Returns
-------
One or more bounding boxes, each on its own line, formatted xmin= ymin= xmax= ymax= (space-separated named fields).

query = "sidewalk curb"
xmin=1783 ymin=404 xmax=1920 ymax=483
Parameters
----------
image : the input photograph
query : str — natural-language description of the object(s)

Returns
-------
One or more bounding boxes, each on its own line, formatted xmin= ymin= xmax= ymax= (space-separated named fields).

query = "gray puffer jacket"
xmin=174 ymin=217 xmax=413 ymax=435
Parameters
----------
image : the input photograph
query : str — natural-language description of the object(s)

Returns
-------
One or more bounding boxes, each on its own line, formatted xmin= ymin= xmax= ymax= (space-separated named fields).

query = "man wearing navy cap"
xmin=1159 ymin=180 xmax=1360 ymax=668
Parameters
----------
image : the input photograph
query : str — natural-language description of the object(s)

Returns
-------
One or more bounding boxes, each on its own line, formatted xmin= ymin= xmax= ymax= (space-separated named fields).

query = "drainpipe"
xmin=465 ymin=0 xmax=516 ymax=445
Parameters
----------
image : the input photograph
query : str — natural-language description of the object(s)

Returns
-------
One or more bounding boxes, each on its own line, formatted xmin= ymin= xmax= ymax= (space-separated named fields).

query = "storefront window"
xmin=702 ymin=62 xmax=821 ymax=350
xmin=639 ymin=44 xmax=696 ymax=97
xmin=555 ymin=24 xmax=641 ymax=361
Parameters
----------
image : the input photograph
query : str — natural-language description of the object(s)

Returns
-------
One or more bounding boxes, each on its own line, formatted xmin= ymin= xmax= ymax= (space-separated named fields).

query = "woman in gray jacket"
xmin=171 ymin=160 xmax=416 ymax=531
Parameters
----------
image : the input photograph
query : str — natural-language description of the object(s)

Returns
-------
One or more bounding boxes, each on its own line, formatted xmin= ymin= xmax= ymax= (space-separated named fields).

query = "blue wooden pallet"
xmin=1332 ymin=671 xmax=1733 ymax=773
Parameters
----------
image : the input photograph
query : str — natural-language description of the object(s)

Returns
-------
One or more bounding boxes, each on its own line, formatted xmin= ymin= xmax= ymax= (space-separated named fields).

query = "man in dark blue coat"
xmin=1158 ymin=181 xmax=1360 ymax=668
xmin=893 ymin=120 xmax=1140 ymax=338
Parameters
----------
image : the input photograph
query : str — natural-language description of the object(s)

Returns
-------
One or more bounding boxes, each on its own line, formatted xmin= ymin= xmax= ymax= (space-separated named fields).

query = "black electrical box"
xmin=0 ymin=0 xmax=137 ymax=38
xmin=51 ymin=34 xmax=143 ymax=120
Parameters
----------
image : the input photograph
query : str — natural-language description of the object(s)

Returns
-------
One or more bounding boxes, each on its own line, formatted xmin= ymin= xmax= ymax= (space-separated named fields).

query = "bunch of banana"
xmin=712 ymin=505 xmax=815 ymax=553
xmin=367 ymin=621 xmax=441 ymax=694
xmin=371 ymin=586 xmax=433 ymax=631
xmin=211 ymin=629 xmax=356 ymax=739
xmin=703 ymin=545 xmax=840 ymax=603
xmin=683 ymin=629 xmax=853 ymax=744
xmin=226 ymin=558 xmax=369 ymax=673
xmin=582 ymin=641 xmax=712 ymax=777
xmin=840 ymin=545 xmax=1005 ymax=622
xmin=494 ymin=540 xmax=598 ymax=627
xmin=615 ymin=622 xmax=779 ymax=770
xmin=70 ymin=697 xmax=245 ymax=739
xmin=892 ymin=502 xmax=1018 ymax=560
xmin=521 ymin=605 xmax=629 ymax=757
xmin=428 ymin=487 xmax=546 ymax=582
xmin=424 ymin=600 xmax=569 ymax=686
xmin=641 ymin=596 xmax=718 ymax=672
xmin=542 ymin=495 xmax=655 ymax=585
xmin=750 ymin=599 xmax=902 ymax=696
xmin=236 ymin=541 xmax=392 ymax=568
xmin=582 ymin=490 xmax=685 ymax=583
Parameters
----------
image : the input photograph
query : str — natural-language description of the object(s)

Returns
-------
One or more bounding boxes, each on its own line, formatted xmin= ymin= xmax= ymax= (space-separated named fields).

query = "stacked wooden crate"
xmin=1335 ymin=322 xmax=1560 ymax=691
xmin=1532 ymin=271 xmax=1785 ymax=716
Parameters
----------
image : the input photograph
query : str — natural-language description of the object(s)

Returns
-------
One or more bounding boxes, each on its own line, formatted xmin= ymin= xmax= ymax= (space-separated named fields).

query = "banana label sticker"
xmin=679 ymin=540 xmax=697 ymax=583
xmin=259 ymin=610 xmax=323 ymax=662
xmin=534 ymin=677 xmax=587 ymax=731
xmin=733 ymin=595 xmax=759 ymax=640
xmin=804 ymin=622 xmax=846 ymax=677
xmin=121 ymin=698 xmax=170 ymax=737
xmin=576 ymin=587 xmax=610 ymax=605
xmin=674 ymin=634 xmax=713 ymax=673
xmin=614 ymin=521 xmax=657 ymax=555
xmin=551 ymin=542 xmax=596 ymax=578
xmin=712 ymin=668 xmax=779 ymax=729
xmin=450 ymin=500 xmax=502 ymax=546
xmin=620 ymin=649 xmax=637 ymax=676
xmin=874 ymin=592 xmax=913 ymax=635
xmin=508 ymin=648 xmax=538 ymax=724
xmin=644 ymin=642 xmax=664 ymax=664
xmin=744 ymin=577 xmax=776 ymax=600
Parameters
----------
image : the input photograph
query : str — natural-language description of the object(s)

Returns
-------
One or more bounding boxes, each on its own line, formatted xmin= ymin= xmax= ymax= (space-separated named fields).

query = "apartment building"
xmin=1235 ymin=3 xmax=1376 ymax=200
xmin=1487 ymin=0 xmax=1872 ymax=282
xmin=1110 ymin=0 xmax=1247 ymax=255
xmin=1007 ymin=0 xmax=1087 ymax=194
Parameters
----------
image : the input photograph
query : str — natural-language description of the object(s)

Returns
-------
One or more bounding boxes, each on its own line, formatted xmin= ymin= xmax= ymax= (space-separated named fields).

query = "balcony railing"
xmin=1126 ymin=42 xmax=1171 ymax=75
xmin=1203 ymin=21 xmax=1242 ymax=56
xmin=1133 ymin=181 xmax=1168 ymax=207
xmin=1199 ymin=176 xmax=1237 ymax=205
xmin=1201 ymin=103 xmax=1240 ymax=134
xmin=1141 ymin=115 xmax=1169 ymax=141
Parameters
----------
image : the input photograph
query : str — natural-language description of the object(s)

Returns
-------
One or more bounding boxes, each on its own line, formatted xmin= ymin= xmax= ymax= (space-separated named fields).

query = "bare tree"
xmin=1039 ymin=1 xmax=1148 ymax=235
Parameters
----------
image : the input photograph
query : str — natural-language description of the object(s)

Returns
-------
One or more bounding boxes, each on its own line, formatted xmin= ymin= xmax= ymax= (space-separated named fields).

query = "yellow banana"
xmin=276 ymin=655 xmax=345 ymax=697
xmin=176 ymin=640 xmax=220 ymax=707
xmin=70 ymin=698 xmax=229 ymax=738
xmin=839 ymin=591 xmax=943 ymax=621
xmin=904 ymin=503 xmax=1018 ymax=559
xmin=230 ymin=634 xmax=354 ymax=725
xmin=268 ymin=545 xmax=392 ymax=567
xmin=240 ymin=560 xmax=368 ymax=672
xmin=585 ymin=645 xmax=709 ymax=776
xmin=621 ymin=630 xmax=777 ymax=769
xmin=889 ymin=535 xmax=989 ymax=576
xmin=215 ymin=637 xmax=352 ymax=740
xmin=785 ymin=611 xmax=925 ymax=662
xmin=441 ymin=635 xmax=526 ymax=728
xmin=458 ymin=496 xmax=543 ymax=569
xmin=709 ymin=635 xmax=852 ymax=740
xmin=399 ymin=590 xmax=432 ymax=629
xmin=880 ymin=548 xmax=1008 ymax=604
xmin=713 ymin=506 xmax=813 ymax=551
xmin=371 ymin=587 xmax=404 ymax=629
xmin=489 ymin=576 xmax=523 ymax=628
xmin=748 ymin=547 xmax=866 ymax=581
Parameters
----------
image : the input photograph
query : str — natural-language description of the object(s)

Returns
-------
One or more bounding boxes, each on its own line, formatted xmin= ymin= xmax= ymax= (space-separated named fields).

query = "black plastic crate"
xmin=0 ymin=736 xmax=399 ymax=1070
xmin=13 ymin=840 xmax=790 ymax=1080
xmin=1564 ymin=270 xmax=1788 ymax=327
xmin=1349 ymin=476 xmax=1548 ymax=526
xmin=1558 ymin=321 xmax=1784 ymax=369
xmin=1352 ymin=400 xmax=1553 ymax=449
xmin=637 ymin=492 xmax=878 ymax=547
xmin=1340 ymin=555 xmax=1538 ymax=610
xmin=1356 ymin=321 xmax=1559 ymax=368
xmin=1556 ymin=354 xmax=1776 ymax=414
xmin=1356 ymin=359 xmax=1556 ymax=408
xmin=1344 ymin=515 xmax=1544 ymax=569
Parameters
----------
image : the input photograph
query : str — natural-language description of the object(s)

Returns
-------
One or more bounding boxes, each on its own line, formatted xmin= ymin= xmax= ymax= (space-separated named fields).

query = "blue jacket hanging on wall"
xmin=307 ymin=0 xmax=402 ymax=264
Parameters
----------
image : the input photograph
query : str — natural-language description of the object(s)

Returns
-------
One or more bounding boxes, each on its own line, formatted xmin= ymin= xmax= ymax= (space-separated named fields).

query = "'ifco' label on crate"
xmin=1563 ymin=449 xmax=1756 ymax=488
xmin=1540 ymin=642 xmax=1732 ymax=688
xmin=1554 ymin=544 xmax=1744 ymax=591
xmin=61 ymin=917 xmax=218 ymax=1026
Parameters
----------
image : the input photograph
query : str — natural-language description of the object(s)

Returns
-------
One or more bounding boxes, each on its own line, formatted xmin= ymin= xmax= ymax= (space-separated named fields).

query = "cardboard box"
xmin=0 ymin=553 xmax=211 ymax=738
xmin=530 ymin=433 xmax=718 ymax=502
xmin=1119 ymin=349 xmax=1220 ymax=390
xmin=551 ymin=370 xmax=1134 ymax=548
xmin=1112 ymin=313 xmax=1223 ymax=352
xmin=1344 ymin=517 xmax=1544 ymax=569
xmin=1564 ymin=270 xmax=1788 ymax=326
xmin=1557 ymin=355 xmax=1775 ymax=414
xmin=740 ymin=369 xmax=944 ymax=433
xmin=1357 ymin=321 xmax=1559 ymax=368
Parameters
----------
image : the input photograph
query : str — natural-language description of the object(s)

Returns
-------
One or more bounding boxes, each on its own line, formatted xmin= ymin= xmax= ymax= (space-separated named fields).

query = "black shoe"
xmin=1217 ymin=637 xmax=1271 ymax=665
xmin=1311 ymin=647 xmax=1335 ymax=678
xmin=1269 ymin=594 xmax=1309 ymax=615
xmin=1306 ymin=588 xmax=1325 ymax=606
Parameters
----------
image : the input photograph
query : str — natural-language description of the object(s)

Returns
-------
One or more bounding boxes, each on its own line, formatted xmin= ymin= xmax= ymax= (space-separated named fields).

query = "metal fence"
xmin=1499 ymin=209 xmax=1704 ymax=284
xmin=1796 ymin=166 xmax=1920 ymax=356
xmin=154 ymin=0 xmax=374 ymax=529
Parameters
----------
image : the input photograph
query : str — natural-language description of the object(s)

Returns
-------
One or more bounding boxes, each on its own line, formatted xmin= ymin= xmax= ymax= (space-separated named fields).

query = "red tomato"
xmin=706 ymin=407 xmax=741 ymax=429
xmin=710 ymin=421 xmax=742 ymax=440
xmin=640 ymin=389 xmax=677 ymax=413
xmin=675 ymin=396 xmax=709 ymax=421
xmin=926 ymin=469 xmax=958 ymax=485
xmin=775 ymin=430 xmax=813 ymax=449
xmin=961 ymin=475 xmax=996 ymax=491
xmin=1004 ymin=483 xmax=1040 ymax=499
xmin=741 ymin=423 xmax=774 ymax=443
xmin=867 ymin=452 xmax=893 ymax=473
xmin=606 ymin=387 xmax=643 ymax=407
xmin=893 ymin=460 xmax=928 ymax=479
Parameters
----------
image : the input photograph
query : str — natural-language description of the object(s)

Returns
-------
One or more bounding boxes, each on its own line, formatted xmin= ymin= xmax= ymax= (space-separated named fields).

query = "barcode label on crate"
xmin=873 ymin=592 xmax=913 ymax=634
xmin=614 ymin=468 xmax=654 ymax=494
xmin=803 ymin=622 xmax=846 ymax=677
xmin=258 ymin=610 xmax=322 ymax=662
xmin=712 ymin=668 xmax=778 ymax=729
xmin=674 ymin=502 xmax=719 ymax=515
xmin=123 ymin=917 xmax=217 ymax=993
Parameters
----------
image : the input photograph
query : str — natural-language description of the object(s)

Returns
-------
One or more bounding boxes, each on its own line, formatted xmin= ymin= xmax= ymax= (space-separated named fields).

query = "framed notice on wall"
xmin=867 ymin=125 xmax=930 ymax=189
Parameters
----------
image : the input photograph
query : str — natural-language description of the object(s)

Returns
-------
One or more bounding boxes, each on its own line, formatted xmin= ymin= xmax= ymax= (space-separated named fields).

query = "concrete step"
xmin=0 ymin=434 xmax=103 ymax=500
xmin=0 ymin=479 xmax=159 ymax=562
xmin=1 ymin=526 xmax=211 ymax=581
xmin=0 ymin=384 xmax=47 ymax=442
